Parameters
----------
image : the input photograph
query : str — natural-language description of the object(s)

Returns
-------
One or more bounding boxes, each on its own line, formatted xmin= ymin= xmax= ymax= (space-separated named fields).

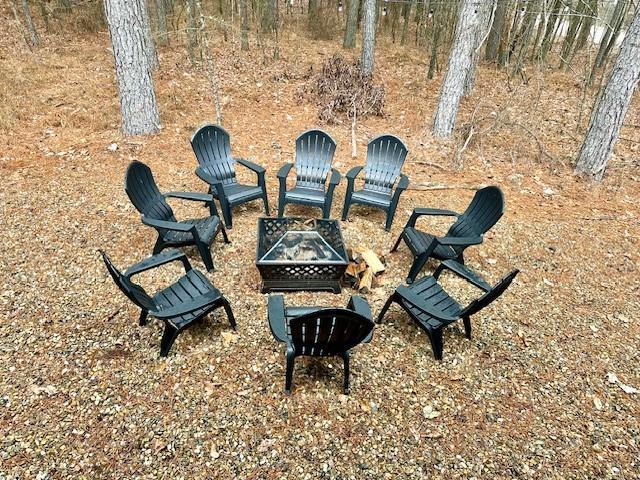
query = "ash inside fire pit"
xmin=262 ymin=231 xmax=343 ymax=263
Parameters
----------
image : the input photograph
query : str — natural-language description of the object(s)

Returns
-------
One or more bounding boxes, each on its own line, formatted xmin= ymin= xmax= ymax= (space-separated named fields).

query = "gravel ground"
xmin=1 ymin=22 xmax=639 ymax=479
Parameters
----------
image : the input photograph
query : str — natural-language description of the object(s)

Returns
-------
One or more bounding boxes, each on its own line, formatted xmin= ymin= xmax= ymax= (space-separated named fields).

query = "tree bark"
xmin=432 ymin=0 xmax=493 ymax=137
xmin=186 ymin=0 xmax=199 ymax=62
xmin=195 ymin=0 xmax=224 ymax=125
xmin=104 ymin=0 xmax=161 ymax=135
xmin=240 ymin=0 xmax=249 ymax=50
xmin=485 ymin=0 xmax=508 ymax=61
xmin=155 ymin=0 xmax=169 ymax=44
xmin=343 ymin=0 xmax=360 ymax=48
xmin=537 ymin=0 xmax=562 ymax=61
xmin=141 ymin=0 xmax=159 ymax=69
xmin=360 ymin=0 xmax=376 ymax=75
xmin=575 ymin=7 xmax=640 ymax=181
xmin=21 ymin=0 xmax=40 ymax=47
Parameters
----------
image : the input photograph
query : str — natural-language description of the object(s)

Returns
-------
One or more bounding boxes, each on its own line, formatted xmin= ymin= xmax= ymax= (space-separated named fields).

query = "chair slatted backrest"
xmin=100 ymin=251 xmax=154 ymax=312
xmin=447 ymin=186 xmax=505 ymax=254
xmin=288 ymin=309 xmax=374 ymax=356
xmin=294 ymin=129 xmax=336 ymax=190
xmin=363 ymin=135 xmax=408 ymax=194
xmin=191 ymin=124 xmax=237 ymax=186
xmin=124 ymin=161 xmax=176 ymax=223
xmin=460 ymin=269 xmax=519 ymax=318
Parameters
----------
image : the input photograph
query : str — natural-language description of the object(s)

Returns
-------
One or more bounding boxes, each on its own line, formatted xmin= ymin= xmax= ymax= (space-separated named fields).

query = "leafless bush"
xmin=299 ymin=54 xmax=385 ymax=123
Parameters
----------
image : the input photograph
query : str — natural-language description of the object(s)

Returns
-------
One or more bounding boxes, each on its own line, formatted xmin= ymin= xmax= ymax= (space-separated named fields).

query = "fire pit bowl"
xmin=256 ymin=217 xmax=349 ymax=293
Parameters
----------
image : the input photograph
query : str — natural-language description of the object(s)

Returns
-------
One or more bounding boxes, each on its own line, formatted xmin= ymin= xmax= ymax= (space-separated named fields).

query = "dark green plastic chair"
xmin=268 ymin=295 xmax=374 ymax=394
xmin=392 ymin=186 xmax=505 ymax=283
xmin=342 ymin=134 xmax=409 ymax=231
xmin=192 ymin=124 xmax=269 ymax=229
xmin=378 ymin=260 xmax=518 ymax=359
xmin=100 ymin=249 xmax=236 ymax=357
xmin=277 ymin=129 xmax=341 ymax=219
xmin=125 ymin=160 xmax=229 ymax=272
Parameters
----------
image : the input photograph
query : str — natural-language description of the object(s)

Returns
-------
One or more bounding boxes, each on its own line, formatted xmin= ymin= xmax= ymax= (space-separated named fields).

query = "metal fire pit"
xmin=256 ymin=217 xmax=349 ymax=293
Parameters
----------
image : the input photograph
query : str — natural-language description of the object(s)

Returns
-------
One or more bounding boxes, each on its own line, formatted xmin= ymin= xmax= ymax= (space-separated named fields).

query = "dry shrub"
xmin=300 ymin=54 xmax=385 ymax=123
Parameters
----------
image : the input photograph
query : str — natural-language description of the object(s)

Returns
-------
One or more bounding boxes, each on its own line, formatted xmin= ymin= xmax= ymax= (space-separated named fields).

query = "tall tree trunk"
xmin=464 ymin=0 xmax=495 ymax=94
xmin=240 ymin=0 xmax=249 ymax=50
xmin=574 ymin=0 xmax=597 ymax=51
xmin=590 ymin=0 xmax=628 ymax=83
xmin=21 ymin=0 xmax=40 ymax=47
xmin=308 ymin=0 xmax=317 ymax=29
xmin=104 ymin=0 xmax=161 ymax=135
xmin=427 ymin=2 xmax=442 ymax=79
xmin=360 ymin=0 xmax=376 ymax=74
xmin=575 ymin=6 xmax=640 ymax=181
xmin=36 ymin=0 xmax=49 ymax=31
xmin=343 ymin=0 xmax=360 ymax=48
xmin=262 ymin=0 xmax=276 ymax=33
xmin=537 ymin=0 xmax=562 ymax=61
xmin=155 ymin=0 xmax=169 ymax=44
xmin=497 ymin=0 xmax=516 ymax=67
xmin=186 ymin=0 xmax=199 ymax=62
xmin=485 ymin=0 xmax=508 ymax=62
xmin=400 ymin=0 xmax=412 ymax=46
xmin=560 ymin=0 xmax=585 ymax=68
xmin=432 ymin=0 xmax=493 ymax=137
xmin=141 ymin=0 xmax=159 ymax=70
xmin=195 ymin=0 xmax=224 ymax=124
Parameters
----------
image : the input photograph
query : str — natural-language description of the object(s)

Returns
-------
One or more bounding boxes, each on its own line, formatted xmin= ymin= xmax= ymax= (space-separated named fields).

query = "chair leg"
xmin=384 ymin=208 xmax=395 ymax=232
xmin=428 ymin=329 xmax=444 ymax=360
xmin=197 ymin=242 xmax=215 ymax=272
xmin=285 ymin=348 xmax=295 ymax=394
xmin=322 ymin=200 xmax=332 ymax=219
xmin=463 ymin=316 xmax=471 ymax=340
xmin=139 ymin=310 xmax=148 ymax=326
xmin=342 ymin=351 xmax=351 ymax=394
xmin=277 ymin=199 xmax=286 ymax=218
xmin=152 ymin=237 xmax=165 ymax=255
xmin=219 ymin=224 xmax=231 ymax=244
xmin=406 ymin=252 xmax=429 ymax=284
xmin=341 ymin=197 xmax=351 ymax=221
xmin=222 ymin=298 xmax=236 ymax=330
xmin=390 ymin=231 xmax=404 ymax=252
xmin=160 ymin=324 xmax=180 ymax=357
xmin=221 ymin=202 xmax=233 ymax=229
xmin=261 ymin=188 xmax=270 ymax=215
xmin=377 ymin=293 xmax=397 ymax=324
xmin=208 ymin=199 xmax=219 ymax=217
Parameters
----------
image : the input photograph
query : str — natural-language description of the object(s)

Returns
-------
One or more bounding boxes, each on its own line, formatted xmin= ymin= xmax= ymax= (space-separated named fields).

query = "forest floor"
xmin=1 ymin=11 xmax=639 ymax=480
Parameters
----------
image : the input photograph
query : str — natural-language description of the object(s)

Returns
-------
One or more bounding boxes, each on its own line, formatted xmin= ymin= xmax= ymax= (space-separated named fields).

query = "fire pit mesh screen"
xmin=256 ymin=218 xmax=349 ymax=293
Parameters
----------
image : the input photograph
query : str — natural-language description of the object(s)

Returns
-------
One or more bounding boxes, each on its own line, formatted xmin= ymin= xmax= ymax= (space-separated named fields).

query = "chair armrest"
xmin=267 ymin=295 xmax=289 ymax=343
xmin=125 ymin=249 xmax=192 ymax=279
xmin=434 ymin=260 xmax=491 ymax=292
xmin=414 ymin=207 xmax=459 ymax=217
xmin=328 ymin=168 xmax=341 ymax=186
xmin=405 ymin=207 xmax=460 ymax=229
xmin=345 ymin=166 xmax=363 ymax=180
xmin=165 ymin=191 xmax=214 ymax=203
xmin=277 ymin=163 xmax=294 ymax=179
xmin=435 ymin=235 xmax=483 ymax=246
xmin=396 ymin=174 xmax=409 ymax=191
xmin=150 ymin=290 xmax=222 ymax=319
xmin=195 ymin=166 xmax=220 ymax=186
xmin=395 ymin=285 xmax=459 ymax=323
xmin=141 ymin=216 xmax=194 ymax=232
xmin=347 ymin=295 xmax=373 ymax=320
xmin=236 ymin=158 xmax=266 ymax=174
